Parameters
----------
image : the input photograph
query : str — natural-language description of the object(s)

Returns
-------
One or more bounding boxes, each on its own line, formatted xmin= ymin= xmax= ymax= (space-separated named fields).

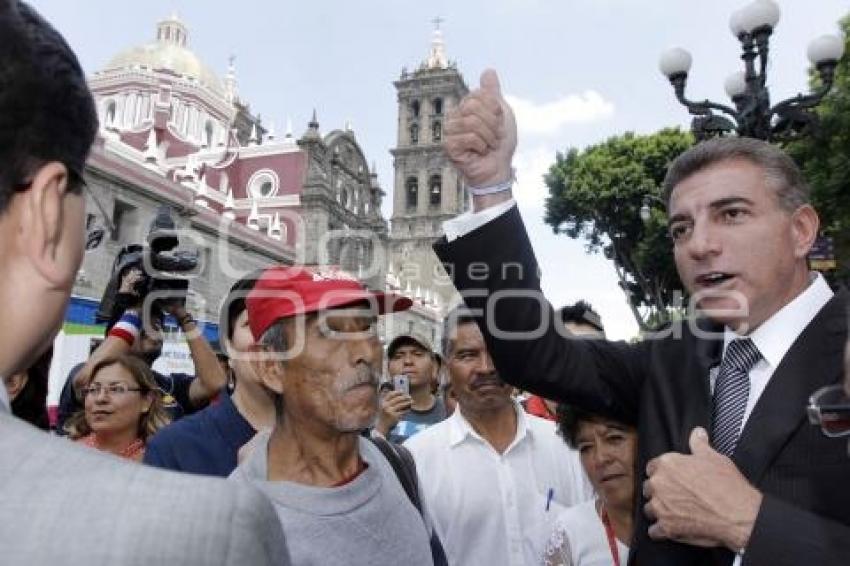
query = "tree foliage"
xmin=786 ymin=14 xmax=850 ymax=286
xmin=544 ymin=128 xmax=693 ymax=330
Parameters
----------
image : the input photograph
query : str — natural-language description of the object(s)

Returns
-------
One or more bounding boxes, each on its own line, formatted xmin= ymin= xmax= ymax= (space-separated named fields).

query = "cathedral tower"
xmin=388 ymin=20 xmax=469 ymax=313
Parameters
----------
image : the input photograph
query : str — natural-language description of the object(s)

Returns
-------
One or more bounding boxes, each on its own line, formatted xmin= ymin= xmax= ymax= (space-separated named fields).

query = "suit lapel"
xmin=733 ymin=291 xmax=848 ymax=484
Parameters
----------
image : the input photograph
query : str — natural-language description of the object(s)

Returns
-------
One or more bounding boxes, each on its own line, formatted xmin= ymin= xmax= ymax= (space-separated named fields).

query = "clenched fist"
xmin=443 ymin=69 xmax=517 ymax=189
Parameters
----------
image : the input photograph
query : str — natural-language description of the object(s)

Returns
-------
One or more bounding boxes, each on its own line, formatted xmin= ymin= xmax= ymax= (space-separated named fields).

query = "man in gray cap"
xmin=376 ymin=332 xmax=447 ymax=443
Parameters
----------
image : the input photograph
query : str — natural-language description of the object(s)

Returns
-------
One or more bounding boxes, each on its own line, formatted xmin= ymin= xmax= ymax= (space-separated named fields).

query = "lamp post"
xmin=640 ymin=194 xmax=667 ymax=223
xmin=659 ymin=0 xmax=845 ymax=142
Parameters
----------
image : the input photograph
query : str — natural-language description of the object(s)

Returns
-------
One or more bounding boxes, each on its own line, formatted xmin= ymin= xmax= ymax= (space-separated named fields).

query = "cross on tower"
xmin=432 ymin=16 xmax=444 ymax=31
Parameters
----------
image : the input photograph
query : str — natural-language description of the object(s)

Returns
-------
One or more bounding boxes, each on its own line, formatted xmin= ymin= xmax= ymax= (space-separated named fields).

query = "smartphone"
xmin=392 ymin=374 xmax=410 ymax=396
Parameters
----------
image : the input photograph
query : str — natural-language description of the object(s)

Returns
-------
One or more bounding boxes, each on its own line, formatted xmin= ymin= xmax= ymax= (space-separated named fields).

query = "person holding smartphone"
xmin=375 ymin=333 xmax=447 ymax=443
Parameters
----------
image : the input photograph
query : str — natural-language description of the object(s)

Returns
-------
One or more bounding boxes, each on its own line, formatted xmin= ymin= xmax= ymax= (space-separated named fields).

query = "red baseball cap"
xmin=246 ymin=265 xmax=412 ymax=340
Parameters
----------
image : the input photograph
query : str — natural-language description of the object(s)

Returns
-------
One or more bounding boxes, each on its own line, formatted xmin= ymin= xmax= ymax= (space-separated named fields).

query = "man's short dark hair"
xmin=0 ymin=0 xmax=98 ymax=212
xmin=441 ymin=305 xmax=478 ymax=359
xmin=560 ymin=301 xmax=604 ymax=333
xmin=219 ymin=270 xmax=262 ymax=346
xmin=661 ymin=136 xmax=809 ymax=213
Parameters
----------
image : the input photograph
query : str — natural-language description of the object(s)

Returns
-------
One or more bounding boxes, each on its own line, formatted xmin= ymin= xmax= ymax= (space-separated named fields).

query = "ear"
xmin=790 ymin=204 xmax=819 ymax=259
xmin=141 ymin=391 xmax=154 ymax=414
xmin=21 ymin=161 xmax=83 ymax=288
xmin=250 ymin=345 xmax=286 ymax=396
xmin=4 ymin=372 xmax=28 ymax=402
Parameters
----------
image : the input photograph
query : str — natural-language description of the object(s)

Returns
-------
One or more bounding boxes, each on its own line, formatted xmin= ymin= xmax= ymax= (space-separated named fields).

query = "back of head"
xmin=0 ymin=0 xmax=98 ymax=211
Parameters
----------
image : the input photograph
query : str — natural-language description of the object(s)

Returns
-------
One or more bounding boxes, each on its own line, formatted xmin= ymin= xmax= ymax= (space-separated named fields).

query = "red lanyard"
xmin=600 ymin=507 xmax=621 ymax=566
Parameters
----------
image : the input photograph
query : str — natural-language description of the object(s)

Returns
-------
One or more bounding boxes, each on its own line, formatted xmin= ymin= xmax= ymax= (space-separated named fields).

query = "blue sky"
xmin=31 ymin=0 xmax=849 ymax=339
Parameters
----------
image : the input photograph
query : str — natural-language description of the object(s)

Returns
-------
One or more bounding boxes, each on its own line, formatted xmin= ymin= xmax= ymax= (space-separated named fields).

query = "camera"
xmin=96 ymin=205 xmax=199 ymax=330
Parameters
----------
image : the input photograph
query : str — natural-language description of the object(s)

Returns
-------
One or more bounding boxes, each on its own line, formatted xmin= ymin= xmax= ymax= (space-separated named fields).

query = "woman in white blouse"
xmin=542 ymin=405 xmax=637 ymax=566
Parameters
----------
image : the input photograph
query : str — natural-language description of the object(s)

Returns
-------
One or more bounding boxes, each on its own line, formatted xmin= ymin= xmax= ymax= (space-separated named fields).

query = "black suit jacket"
xmin=433 ymin=206 xmax=850 ymax=566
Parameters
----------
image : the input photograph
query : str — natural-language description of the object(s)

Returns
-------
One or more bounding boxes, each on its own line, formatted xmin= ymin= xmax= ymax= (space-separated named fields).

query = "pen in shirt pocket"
xmin=545 ymin=488 xmax=554 ymax=511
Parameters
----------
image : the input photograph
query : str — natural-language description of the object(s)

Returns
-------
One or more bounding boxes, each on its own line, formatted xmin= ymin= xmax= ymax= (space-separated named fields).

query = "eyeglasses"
xmin=83 ymin=384 xmax=143 ymax=398
xmin=807 ymin=384 xmax=850 ymax=438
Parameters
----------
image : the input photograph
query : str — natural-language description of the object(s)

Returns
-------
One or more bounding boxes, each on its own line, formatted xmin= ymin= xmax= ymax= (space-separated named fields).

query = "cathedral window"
xmin=433 ymin=98 xmax=443 ymax=115
xmin=110 ymin=200 xmax=136 ymax=242
xmin=429 ymin=174 xmax=442 ymax=207
xmin=409 ymin=123 xmax=419 ymax=145
xmin=432 ymin=120 xmax=441 ymax=142
xmin=406 ymin=177 xmax=418 ymax=211
xmin=410 ymin=100 xmax=420 ymax=119
xmin=248 ymin=169 xmax=279 ymax=198
xmin=204 ymin=121 xmax=214 ymax=147
xmin=105 ymin=101 xmax=116 ymax=126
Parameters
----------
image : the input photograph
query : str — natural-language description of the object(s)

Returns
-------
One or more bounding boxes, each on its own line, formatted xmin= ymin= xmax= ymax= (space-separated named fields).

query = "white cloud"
xmin=505 ymin=90 xmax=615 ymax=137
xmin=512 ymin=144 xmax=556 ymax=210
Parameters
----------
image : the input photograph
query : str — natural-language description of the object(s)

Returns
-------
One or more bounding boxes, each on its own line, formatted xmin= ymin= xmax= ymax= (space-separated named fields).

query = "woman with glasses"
xmin=65 ymin=354 xmax=169 ymax=461
xmin=542 ymin=405 xmax=637 ymax=566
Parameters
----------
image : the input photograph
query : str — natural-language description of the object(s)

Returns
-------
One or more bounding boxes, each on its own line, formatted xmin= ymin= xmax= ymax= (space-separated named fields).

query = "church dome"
xmin=103 ymin=14 xmax=225 ymax=97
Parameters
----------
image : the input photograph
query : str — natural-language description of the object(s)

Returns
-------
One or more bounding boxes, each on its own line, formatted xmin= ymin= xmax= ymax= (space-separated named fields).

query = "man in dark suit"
xmin=435 ymin=69 xmax=850 ymax=565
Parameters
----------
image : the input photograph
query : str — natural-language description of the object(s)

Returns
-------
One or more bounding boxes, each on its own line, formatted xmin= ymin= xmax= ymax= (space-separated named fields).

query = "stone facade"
xmin=47 ymin=13 xmax=398 ymax=402
xmin=72 ymin=14 xmax=389 ymax=323
xmin=48 ymin=16 xmax=468 ymax=404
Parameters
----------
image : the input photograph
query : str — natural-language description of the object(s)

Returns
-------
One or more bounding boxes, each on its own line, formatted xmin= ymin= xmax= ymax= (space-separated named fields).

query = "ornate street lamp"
xmin=659 ymin=0 xmax=845 ymax=142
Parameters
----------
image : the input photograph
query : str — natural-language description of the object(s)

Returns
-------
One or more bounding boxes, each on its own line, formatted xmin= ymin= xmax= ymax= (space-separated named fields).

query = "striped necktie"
xmin=711 ymin=338 xmax=762 ymax=456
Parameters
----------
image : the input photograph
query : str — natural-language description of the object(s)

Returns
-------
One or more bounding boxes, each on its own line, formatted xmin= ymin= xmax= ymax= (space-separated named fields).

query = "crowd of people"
xmin=1 ymin=1 xmax=849 ymax=565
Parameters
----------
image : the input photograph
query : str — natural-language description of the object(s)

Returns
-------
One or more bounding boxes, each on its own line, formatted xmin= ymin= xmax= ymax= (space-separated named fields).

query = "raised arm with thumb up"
xmin=443 ymin=68 xmax=517 ymax=210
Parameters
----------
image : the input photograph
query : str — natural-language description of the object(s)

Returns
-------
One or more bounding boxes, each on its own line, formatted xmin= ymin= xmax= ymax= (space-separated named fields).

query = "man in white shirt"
xmin=405 ymin=306 xmax=592 ymax=566
xmin=433 ymin=69 xmax=850 ymax=565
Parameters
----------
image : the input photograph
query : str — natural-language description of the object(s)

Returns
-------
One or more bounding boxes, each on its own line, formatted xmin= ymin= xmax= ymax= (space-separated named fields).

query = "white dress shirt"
xmin=712 ymin=273 xmax=833 ymax=425
xmin=404 ymin=401 xmax=592 ymax=566
xmin=443 ymin=198 xmax=516 ymax=243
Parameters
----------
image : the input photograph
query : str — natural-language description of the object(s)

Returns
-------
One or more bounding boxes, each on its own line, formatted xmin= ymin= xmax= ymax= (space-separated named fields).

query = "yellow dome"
xmin=103 ymin=15 xmax=225 ymax=97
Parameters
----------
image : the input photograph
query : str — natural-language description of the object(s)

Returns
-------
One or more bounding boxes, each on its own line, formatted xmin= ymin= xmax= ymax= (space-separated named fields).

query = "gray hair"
xmin=257 ymin=319 xmax=289 ymax=420
xmin=441 ymin=305 xmax=478 ymax=359
xmin=662 ymin=137 xmax=810 ymax=213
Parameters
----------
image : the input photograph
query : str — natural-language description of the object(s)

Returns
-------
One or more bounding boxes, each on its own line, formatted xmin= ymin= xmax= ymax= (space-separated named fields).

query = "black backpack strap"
xmin=369 ymin=435 xmax=422 ymax=513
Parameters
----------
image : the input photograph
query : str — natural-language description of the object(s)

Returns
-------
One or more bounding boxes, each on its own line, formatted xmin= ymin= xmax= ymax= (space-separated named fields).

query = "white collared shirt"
xmin=404 ymin=401 xmax=592 ymax=566
xmin=443 ymin=198 xmax=517 ymax=243
xmin=711 ymin=273 xmax=834 ymax=426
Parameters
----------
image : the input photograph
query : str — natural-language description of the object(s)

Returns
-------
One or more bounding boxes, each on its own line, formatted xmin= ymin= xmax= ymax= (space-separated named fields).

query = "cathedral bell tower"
xmin=388 ymin=19 xmax=469 ymax=312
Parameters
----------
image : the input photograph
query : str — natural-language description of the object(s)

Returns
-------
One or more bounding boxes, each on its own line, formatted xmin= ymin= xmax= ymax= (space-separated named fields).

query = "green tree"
xmin=544 ymin=128 xmax=693 ymax=330
xmin=786 ymin=14 xmax=850 ymax=286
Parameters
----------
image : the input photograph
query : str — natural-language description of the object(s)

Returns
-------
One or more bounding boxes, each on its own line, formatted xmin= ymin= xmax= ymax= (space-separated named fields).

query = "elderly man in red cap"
xmin=229 ymin=265 xmax=445 ymax=566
